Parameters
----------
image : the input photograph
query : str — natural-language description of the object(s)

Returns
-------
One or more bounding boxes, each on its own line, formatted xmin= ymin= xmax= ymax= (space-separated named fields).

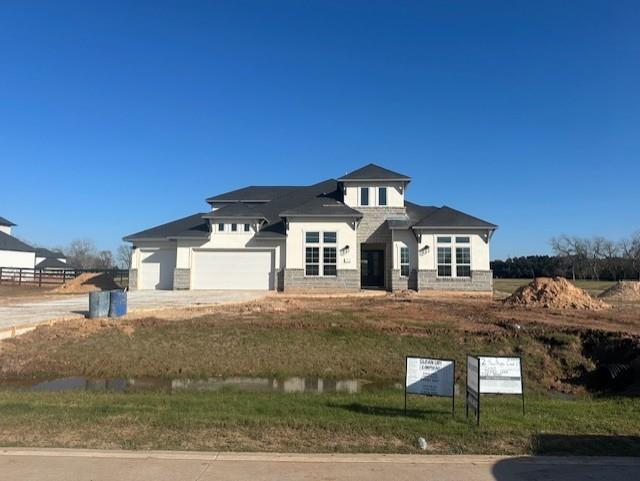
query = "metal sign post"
xmin=404 ymin=356 xmax=456 ymax=417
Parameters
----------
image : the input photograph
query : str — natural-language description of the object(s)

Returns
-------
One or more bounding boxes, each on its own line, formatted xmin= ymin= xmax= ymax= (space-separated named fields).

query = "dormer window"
xmin=360 ymin=187 xmax=369 ymax=206
xmin=379 ymin=187 xmax=387 ymax=206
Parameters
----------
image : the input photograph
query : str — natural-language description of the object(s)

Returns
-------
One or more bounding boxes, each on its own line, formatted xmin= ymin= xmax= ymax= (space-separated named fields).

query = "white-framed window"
xmin=379 ymin=187 xmax=387 ymax=206
xmin=400 ymin=246 xmax=409 ymax=277
xmin=437 ymin=247 xmax=452 ymax=277
xmin=437 ymin=236 xmax=472 ymax=278
xmin=218 ymin=223 xmax=225 ymax=232
xmin=244 ymin=223 xmax=251 ymax=232
xmin=305 ymin=231 xmax=337 ymax=276
xmin=360 ymin=187 xmax=369 ymax=206
xmin=231 ymin=223 xmax=238 ymax=232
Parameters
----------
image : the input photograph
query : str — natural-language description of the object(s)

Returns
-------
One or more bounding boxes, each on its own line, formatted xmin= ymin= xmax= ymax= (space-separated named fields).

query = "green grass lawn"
xmin=1 ymin=390 xmax=638 ymax=455
xmin=494 ymin=278 xmax=616 ymax=296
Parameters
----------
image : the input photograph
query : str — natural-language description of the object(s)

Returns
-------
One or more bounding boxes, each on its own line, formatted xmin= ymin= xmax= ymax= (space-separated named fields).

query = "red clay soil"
xmin=504 ymin=277 xmax=610 ymax=310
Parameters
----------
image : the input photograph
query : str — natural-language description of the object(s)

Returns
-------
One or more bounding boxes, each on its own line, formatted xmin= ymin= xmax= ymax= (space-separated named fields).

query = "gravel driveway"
xmin=0 ymin=290 xmax=268 ymax=331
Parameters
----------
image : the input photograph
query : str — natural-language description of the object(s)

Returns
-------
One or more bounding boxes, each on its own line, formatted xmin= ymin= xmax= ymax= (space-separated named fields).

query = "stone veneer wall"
xmin=128 ymin=268 xmax=138 ymax=290
xmin=390 ymin=269 xmax=418 ymax=291
xmin=283 ymin=269 xmax=360 ymax=290
xmin=417 ymin=269 xmax=493 ymax=292
xmin=356 ymin=206 xmax=406 ymax=291
xmin=173 ymin=268 xmax=191 ymax=290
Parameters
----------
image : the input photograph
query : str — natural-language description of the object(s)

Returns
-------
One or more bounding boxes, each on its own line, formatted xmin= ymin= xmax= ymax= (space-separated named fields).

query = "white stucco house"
xmin=124 ymin=164 xmax=497 ymax=292
xmin=0 ymin=217 xmax=68 ymax=271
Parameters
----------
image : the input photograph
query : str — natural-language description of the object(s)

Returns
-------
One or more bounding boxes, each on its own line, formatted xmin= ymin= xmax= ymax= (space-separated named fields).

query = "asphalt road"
xmin=0 ymin=449 xmax=638 ymax=481
xmin=0 ymin=290 xmax=267 ymax=331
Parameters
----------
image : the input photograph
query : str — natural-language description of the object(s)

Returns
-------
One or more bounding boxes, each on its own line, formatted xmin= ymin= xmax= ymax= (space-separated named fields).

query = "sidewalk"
xmin=1 ymin=448 xmax=638 ymax=481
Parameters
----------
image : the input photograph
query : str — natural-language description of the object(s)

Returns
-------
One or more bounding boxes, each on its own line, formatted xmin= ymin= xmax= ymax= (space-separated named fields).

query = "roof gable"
xmin=338 ymin=163 xmax=411 ymax=182
xmin=0 ymin=216 xmax=16 ymax=227
xmin=0 ymin=231 xmax=35 ymax=253
xmin=413 ymin=205 xmax=497 ymax=229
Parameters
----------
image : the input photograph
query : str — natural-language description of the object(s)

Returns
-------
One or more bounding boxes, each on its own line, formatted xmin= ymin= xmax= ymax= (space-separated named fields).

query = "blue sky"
xmin=1 ymin=0 xmax=638 ymax=259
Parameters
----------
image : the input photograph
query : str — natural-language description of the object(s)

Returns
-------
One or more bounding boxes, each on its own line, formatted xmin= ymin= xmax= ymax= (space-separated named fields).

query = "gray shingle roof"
xmin=412 ymin=205 xmax=497 ymax=229
xmin=280 ymin=197 xmax=363 ymax=218
xmin=338 ymin=163 xmax=411 ymax=182
xmin=35 ymin=257 xmax=68 ymax=269
xmin=123 ymin=213 xmax=210 ymax=241
xmin=206 ymin=186 xmax=300 ymax=204
xmin=203 ymin=203 xmax=266 ymax=220
xmin=0 ymin=216 xmax=16 ymax=227
xmin=0 ymin=231 xmax=35 ymax=252
xmin=35 ymin=247 xmax=65 ymax=259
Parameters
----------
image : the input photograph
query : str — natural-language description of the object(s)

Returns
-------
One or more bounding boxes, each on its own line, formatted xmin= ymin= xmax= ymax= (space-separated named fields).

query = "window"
xmin=437 ymin=236 xmax=472 ymax=278
xmin=244 ymin=224 xmax=251 ymax=232
xmin=218 ymin=223 xmax=225 ymax=232
xmin=456 ymin=247 xmax=471 ymax=277
xmin=231 ymin=223 xmax=238 ymax=232
xmin=323 ymin=247 xmax=337 ymax=276
xmin=400 ymin=246 xmax=409 ymax=277
xmin=437 ymin=247 xmax=452 ymax=277
xmin=360 ymin=187 xmax=369 ymax=206
xmin=305 ymin=247 xmax=320 ymax=276
xmin=323 ymin=232 xmax=336 ymax=243
xmin=305 ymin=231 xmax=337 ymax=276
xmin=379 ymin=187 xmax=387 ymax=206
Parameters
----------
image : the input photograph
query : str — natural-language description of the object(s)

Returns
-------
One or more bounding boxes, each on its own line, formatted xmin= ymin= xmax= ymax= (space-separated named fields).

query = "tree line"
xmin=491 ymin=232 xmax=640 ymax=281
xmin=42 ymin=239 xmax=132 ymax=270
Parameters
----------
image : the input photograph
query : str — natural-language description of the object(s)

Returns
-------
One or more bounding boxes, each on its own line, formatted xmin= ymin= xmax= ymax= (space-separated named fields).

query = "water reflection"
xmin=5 ymin=376 xmax=401 ymax=394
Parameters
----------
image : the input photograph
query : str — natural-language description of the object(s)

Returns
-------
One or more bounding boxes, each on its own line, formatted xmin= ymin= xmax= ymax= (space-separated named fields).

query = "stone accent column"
xmin=128 ymin=268 xmax=138 ymax=290
xmin=173 ymin=268 xmax=191 ymax=290
xmin=356 ymin=206 xmax=406 ymax=291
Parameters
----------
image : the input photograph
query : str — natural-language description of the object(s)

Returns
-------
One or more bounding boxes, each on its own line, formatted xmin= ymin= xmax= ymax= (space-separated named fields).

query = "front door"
xmin=361 ymin=249 xmax=385 ymax=288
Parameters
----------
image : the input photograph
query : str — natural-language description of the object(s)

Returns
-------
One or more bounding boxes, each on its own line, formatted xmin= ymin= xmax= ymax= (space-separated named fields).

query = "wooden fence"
xmin=0 ymin=267 xmax=129 ymax=288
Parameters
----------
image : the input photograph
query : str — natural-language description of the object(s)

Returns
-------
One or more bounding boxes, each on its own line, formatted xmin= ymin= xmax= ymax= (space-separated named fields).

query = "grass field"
xmin=0 ymin=295 xmax=638 ymax=455
xmin=493 ymin=278 xmax=616 ymax=296
xmin=0 ymin=390 xmax=639 ymax=455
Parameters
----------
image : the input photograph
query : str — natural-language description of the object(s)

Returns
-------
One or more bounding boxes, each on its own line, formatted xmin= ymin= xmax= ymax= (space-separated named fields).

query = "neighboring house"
xmin=0 ymin=216 xmax=36 ymax=269
xmin=34 ymin=248 xmax=68 ymax=270
xmin=124 ymin=164 xmax=497 ymax=292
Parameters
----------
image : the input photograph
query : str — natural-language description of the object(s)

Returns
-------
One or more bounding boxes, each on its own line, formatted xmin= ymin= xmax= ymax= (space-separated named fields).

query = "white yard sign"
xmin=405 ymin=357 xmax=454 ymax=397
xmin=479 ymin=357 xmax=523 ymax=394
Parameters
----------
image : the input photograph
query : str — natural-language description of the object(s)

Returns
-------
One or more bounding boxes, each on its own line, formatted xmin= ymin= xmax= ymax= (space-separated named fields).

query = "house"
xmin=0 ymin=216 xmax=36 ymax=269
xmin=123 ymin=164 xmax=497 ymax=292
xmin=34 ymin=248 xmax=68 ymax=270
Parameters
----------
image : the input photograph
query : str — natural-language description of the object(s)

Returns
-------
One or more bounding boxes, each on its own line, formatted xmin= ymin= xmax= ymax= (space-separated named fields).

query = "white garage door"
xmin=192 ymin=250 xmax=274 ymax=290
xmin=139 ymin=249 xmax=176 ymax=290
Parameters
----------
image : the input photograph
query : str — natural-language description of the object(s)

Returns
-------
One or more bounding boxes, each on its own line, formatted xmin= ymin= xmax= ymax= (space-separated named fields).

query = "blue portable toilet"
xmin=108 ymin=289 xmax=128 ymax=317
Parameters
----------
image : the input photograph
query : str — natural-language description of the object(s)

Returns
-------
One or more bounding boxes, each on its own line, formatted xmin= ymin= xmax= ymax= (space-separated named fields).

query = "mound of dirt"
xmin=53 ymin=272 xmax=120 ymax=294
xmin=505 ymin=277 xmax=610 ymax=310
xmin=599 ymin=281 xmax=640 ymax=301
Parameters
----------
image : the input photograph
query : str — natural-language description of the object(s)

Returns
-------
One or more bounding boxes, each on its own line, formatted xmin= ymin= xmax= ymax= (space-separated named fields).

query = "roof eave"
xmin=337 ymin=178 xmax=411 ymax=182
xmin=279 ymin=213 xmax=363 ymax=219
xmin=411 ymin=225 xmax=498 ymax=230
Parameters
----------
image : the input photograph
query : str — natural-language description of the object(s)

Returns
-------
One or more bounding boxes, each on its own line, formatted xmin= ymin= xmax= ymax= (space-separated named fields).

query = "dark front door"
xmin=361 ymin=249 xmax=385 ymax=288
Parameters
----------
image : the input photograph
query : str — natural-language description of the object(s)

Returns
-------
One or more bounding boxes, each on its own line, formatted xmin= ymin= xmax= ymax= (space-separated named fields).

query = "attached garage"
xmin=139 ymin=248 xmax=176 ymax=290
xmin=192 ymin=249 xmax=274 ymax=290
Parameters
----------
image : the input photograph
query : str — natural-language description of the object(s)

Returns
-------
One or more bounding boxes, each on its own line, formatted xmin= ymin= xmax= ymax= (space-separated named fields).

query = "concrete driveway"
xmin=0 ymin=290 xmax=268 ymax=332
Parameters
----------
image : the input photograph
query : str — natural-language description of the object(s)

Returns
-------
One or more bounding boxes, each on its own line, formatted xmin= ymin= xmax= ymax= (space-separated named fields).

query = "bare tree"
xmin=66 ymin=239 xmax=98 ymax=268
xmin=95 ymin=250 xmax=114 ymax=269
xmin=620 ymin=233 xmax=640 ymax=280
xmin=116 ymin=244 xmax=133 ymax=269
xmin=602 ymin=239 xmax=620 ymax=280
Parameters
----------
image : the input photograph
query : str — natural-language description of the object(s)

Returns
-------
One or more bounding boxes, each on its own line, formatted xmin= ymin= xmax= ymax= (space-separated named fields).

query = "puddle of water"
xmin=1 ymin=376 xmax=402 ymax=394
